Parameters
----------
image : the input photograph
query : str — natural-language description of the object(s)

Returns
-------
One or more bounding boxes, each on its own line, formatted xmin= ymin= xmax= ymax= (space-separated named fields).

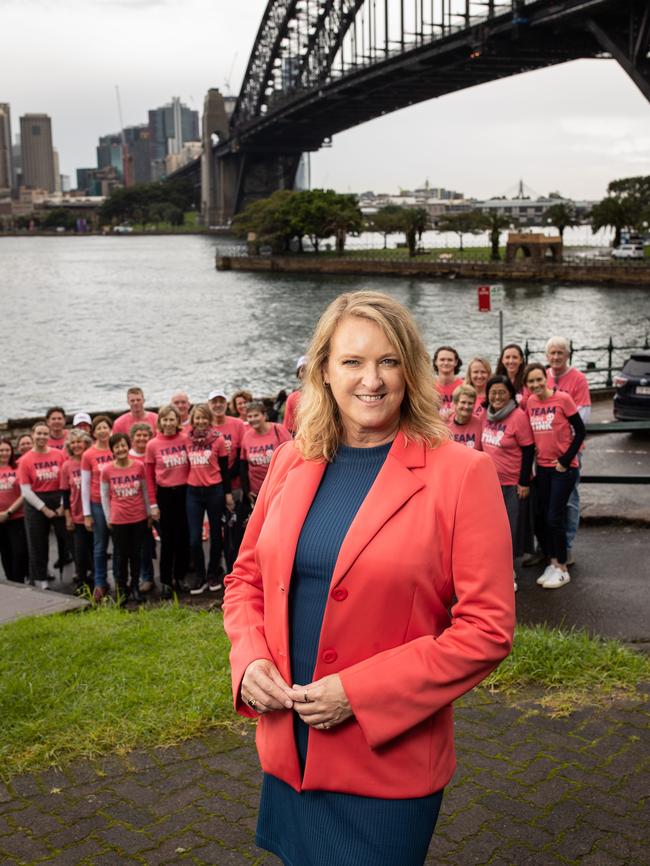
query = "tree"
xmin=320 ymin=191 xmax=363 ymax=253
xmin=399 ymin=208 xmax=430 ymax=257
xmin=543 ymin=201 xmax=576 ymax=241
xmin=41 ymin=208 xmax=77 ymax=232
xmin=231 ymin=190 xmax=298 ymax=254
xmin=477 ymin=212 xmax=513 ymax=261
xmin=590 ymin=197 xmax=638 ymax=248
xmin=367 ymin=205 xmax=405 ymax=249
xmin=436 ymin=210 xmax=484 ymax=252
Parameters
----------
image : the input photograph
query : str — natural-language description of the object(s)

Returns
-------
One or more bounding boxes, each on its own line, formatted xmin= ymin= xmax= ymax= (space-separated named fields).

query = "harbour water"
xmin=1 ymin=234 xmax=648 ymax=420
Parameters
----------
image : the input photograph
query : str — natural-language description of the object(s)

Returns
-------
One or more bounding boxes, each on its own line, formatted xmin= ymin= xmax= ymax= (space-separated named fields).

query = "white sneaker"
xmin=38 ymin=580 xmax=50 ymax=591
xmin=542 ymin=568 xmax=571 ymax=590
xmin=537 ymin=564 xmax=556 ymax=585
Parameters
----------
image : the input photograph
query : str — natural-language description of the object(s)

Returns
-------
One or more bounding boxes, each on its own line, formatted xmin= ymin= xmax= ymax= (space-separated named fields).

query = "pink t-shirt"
xmin=472 ymin=396 xmax=486 ymax=419
xmin=481 ymin=407 xmax=534 ymax=486
xmin=47 ymin=431 xmax=68 ymax=451
xmin=527 ymin=390 xmax=579 ymax=468
xmin=546 ymin=367 xmax=591 ymax=408
xmin=241 ymin=423 xmax=292 ymax=495
xmin=0 ymin=465 xmax=24 ymax=518
xmin=283 ymin=389 xmax=301 ymax=434
xmin=436 ymin=378 xmax=464 ymax=420
xmin=213 ymin=416 xmax=246 ymax=490
xmin=187 ymin=434 xmax=228 ymax=487
xmin=81 ymin=445 xmax=113 ymax=504
xmin=101 ymin=460 xmax=148 ymax=524
xmin=129 ymin=450 xmax=147 ymax=464
xmin=145 ymin=433 xmax=189 ymax=504
xmin=61 ymin=458 xmax=84 ymax=524
xmin=446 ymin=414 xmax=484 ymax=450
xmin=113 ymin=410 xmax=159 ymax=436
xmin=17 ymin=448 xmax=66 ymax=493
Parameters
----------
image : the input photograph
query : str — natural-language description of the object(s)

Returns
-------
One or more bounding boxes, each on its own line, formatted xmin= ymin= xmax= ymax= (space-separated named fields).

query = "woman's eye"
xmin=381 ymin=358 xmax=399 ymax=366
xmin=342 ymin=359 xmax=359 ymax=366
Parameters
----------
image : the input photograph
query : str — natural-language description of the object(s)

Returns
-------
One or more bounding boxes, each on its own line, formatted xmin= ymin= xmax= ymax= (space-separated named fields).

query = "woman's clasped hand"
xmin=242 ymin=659 xmax=353 ymax=730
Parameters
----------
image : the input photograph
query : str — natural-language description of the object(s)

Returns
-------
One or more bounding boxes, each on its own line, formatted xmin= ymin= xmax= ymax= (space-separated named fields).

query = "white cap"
xmin=296 ymin=355 xmax=308 ymax=371
xmin=72 ymin=412 xmax=92 ymax=426
xmin=208 ymin=389 xmax=227 ymax=401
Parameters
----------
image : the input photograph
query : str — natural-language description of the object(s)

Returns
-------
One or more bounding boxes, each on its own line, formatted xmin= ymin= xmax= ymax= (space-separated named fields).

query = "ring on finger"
xmin=248 ymin=697 xmax=258 ymax=709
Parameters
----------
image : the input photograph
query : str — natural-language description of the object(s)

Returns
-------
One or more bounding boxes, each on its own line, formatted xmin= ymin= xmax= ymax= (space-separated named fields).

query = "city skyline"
xmin=3 ymin=0 xmax=650 ymax=200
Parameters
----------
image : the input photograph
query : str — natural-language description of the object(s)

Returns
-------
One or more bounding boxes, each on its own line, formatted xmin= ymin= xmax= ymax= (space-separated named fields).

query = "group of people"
xmin=0 ymin=382 xmax=297 ymax=603
xmin=435 ymin=337 xmax=589 ymax=590
xmin=0 ymin=337 xmax=587 ymax=601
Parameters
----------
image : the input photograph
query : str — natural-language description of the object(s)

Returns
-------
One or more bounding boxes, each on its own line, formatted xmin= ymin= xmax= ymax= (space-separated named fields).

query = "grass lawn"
xmin=314 ymin=246 xmax=495 ymax=262
xmin=1 ymin=607 xmax=648 ymax=780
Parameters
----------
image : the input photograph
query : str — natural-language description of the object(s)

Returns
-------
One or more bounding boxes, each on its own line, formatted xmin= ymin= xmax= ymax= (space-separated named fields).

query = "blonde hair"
xmin=452 ymin=384 xmax=477 ymax=404
xmin=295 ymin=291 xmax=450 ymax=461
xmin=189 ymin=403 xmax=213 ymax=427
xmin=465 ymin=356 xmax=492 ymax=389
xmin=65 ymin=429 xmax=92 ymax=457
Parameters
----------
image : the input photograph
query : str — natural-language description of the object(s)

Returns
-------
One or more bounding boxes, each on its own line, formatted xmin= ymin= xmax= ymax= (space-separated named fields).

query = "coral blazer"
xmin=223 ymin=432 xmax=515 ymax=798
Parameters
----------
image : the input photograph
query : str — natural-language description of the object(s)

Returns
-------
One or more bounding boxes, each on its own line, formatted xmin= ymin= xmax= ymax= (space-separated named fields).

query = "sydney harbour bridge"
xmin=180 ymin=0 xmax=650 ymax=224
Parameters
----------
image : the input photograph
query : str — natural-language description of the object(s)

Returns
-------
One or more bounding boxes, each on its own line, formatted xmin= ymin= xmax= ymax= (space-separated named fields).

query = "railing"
xmin=524 ymin=338 xmax=650 ymax=388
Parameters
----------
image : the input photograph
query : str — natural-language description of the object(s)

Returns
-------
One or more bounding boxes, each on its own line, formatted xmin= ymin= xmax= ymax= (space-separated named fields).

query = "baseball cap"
xmin=296 ymin=355 xmax=308 ymax=371
xmin=208 ymin=389 xmax=227 ymax=401
xmin=72 ymin=412 xmax=92 ymax=426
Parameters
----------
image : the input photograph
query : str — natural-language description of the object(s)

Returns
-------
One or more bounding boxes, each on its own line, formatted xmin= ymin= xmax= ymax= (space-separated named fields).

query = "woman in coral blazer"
xmin=223 ymin=291 xmax=515 ymax=866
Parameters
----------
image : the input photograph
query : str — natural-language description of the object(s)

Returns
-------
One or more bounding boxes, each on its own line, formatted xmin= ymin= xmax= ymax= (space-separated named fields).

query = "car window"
xmin=623 ymin=357 xmax=650 ymax=377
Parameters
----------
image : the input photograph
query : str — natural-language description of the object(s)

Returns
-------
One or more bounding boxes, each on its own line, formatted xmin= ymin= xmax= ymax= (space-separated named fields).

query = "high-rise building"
xmin=148 ymin=98 xmax=199 ymax=164
xmin=123 ymin=125 xmax=151 ymax=185
xmin=0 ymin=103 xmax=14 ymax=192
xmin=96 ymin=133 xmax=123 ymax=179
xmin=20 ymin=113 xmax=56 ymax=192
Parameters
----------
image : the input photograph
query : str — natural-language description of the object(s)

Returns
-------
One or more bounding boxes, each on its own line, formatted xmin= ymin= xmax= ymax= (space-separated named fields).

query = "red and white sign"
xmin=478 ymin=285 xmax=491 ymax=312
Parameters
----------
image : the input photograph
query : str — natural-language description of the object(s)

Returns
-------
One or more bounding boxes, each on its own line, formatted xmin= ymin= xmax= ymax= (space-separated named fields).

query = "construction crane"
xmin=115 ymin=85 xmax=131 ymax=187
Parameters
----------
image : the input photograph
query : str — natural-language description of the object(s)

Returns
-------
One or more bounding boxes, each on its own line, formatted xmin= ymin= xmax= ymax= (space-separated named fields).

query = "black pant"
xmin=157 ymin=485 xmax=189 ymax=587
xmin=535 ymin=465 xmax=578 ymax=565
xmin=111 ymin=520 xmax=148 ymax=590
xmin=0 ymin=517 xmax=28 ymax=582
xmin=71 ymin=523 xmax=94 ymax=587
xmin=23 ymin=492 xmax=67 ymax=582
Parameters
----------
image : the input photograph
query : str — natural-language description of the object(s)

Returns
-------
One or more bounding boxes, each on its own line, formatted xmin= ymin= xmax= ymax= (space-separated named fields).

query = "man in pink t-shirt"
xmin=283 ymin=354 xmax=308 ymax=435
xmin=209 ymin=389 xmax=246 ymax=493
xmin=545 ymin=335 xmax=591 ymax=559
xmin=241 ymin=401 xmax=291 ymax=502
xmin=433 ymin=346 xmax=464 ymax=420
xmin=113 ymin=387 xmax=158 ymax=436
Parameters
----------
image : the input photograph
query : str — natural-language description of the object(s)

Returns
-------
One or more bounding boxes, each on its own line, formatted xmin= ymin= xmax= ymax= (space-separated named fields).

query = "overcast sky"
xmin=3 ymin=0 xmax=650 ymax=200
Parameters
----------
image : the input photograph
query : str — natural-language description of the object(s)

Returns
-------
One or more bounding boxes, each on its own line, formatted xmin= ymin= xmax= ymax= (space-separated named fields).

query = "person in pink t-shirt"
xmin=112 ymin=387 xmax=158 ymax=436
xmin=81 ymin=415 xmax=114 ymax=601
xmin=128 ymin=422 xmax=157 ymax=593
xmin=545 ymin=335 xmax=591 ymax=560
xmin=0 ymin=437 xmax=28 ymax=583
xmin=241 ymin=401 xmax=292 ymax=503
xmin=16 ymin=434 xmax=33 ymax=459
xmin=481 ymin=376 xmax=535 ymax=591
xmin=46 ymin=407 xmax=69 ymax=452
xmin=524 ymin=363 xmax=586 ymax=590
xmin=145 ymin=404 xmax=190 ymax=599
xmin=62 ymin=429 xmax=93 ymax=595
xmin=446 ymin=385 xmax=484 ymax=450
xmin=17 ymin=421 xmax=67 ymax=589
xmin=229 ymin=389 xmax=253 ymax=423
xmin=170 ymin=390 xmax=191 ymax=427
xmin=186 ymin=403 xmax=233 ymax=595
xmin=464 ymin=357 xmax=492 ymax=420
xmin=101 ymin=433 xmax=151 ymax=605
xmin=283 ymin=355 xmax=308 ymax=435
xmin=433 ymin=346 xmax=464 ymax=420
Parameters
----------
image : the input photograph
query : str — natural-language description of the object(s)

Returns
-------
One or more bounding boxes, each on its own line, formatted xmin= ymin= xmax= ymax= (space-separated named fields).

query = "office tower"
xmin=20 ymin=113 xmax=56 ymax=191
xmin=123 ymin=125 xmax=151 ymax=184
xmin=96 ymin=133 xmax=123 ymax=179
xmin=0 ymin=103 xmax=14 ymax=192
xmin=148 ymin=98 xmax=199 ymax=164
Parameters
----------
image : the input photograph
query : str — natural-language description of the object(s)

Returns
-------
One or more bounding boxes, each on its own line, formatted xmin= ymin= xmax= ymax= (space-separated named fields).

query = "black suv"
xmin=613 ymin=354 xmax=650 ymax=420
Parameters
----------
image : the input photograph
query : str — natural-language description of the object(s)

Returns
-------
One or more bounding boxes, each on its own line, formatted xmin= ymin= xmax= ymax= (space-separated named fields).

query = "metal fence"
xmin=524 ymin=337 xmax=650 ymax=389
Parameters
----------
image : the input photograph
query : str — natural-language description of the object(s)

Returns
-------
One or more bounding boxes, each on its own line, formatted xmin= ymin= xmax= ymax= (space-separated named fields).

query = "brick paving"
xmin=0 ymin=685 xmax=648 ymax=866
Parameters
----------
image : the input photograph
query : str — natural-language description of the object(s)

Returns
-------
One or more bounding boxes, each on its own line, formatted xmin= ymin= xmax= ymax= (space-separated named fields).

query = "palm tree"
xmin=543 ymin=202 xmax=577 ymax=241
xmin=591 ymin=197 xmax=637 ymax=248
xmin=479 ymin=212 xmax=513 ymax=261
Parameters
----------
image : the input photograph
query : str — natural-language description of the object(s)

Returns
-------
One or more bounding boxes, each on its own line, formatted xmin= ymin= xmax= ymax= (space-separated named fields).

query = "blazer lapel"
xmin=274 ymin=458 xmax=327 ymax=592
xmin=330 ymin=434 xmax=426 ymax=589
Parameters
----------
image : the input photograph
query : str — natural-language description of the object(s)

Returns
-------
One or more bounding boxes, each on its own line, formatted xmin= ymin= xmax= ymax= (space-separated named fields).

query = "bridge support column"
xmin=201 ymin=89 xmax=231 ymax=227
xmin=211 ymin=150 xmax=302 ymax=223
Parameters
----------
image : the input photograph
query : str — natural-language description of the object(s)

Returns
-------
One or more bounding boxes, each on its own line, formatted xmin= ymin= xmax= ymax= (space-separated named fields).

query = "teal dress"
xmin=256 ymin=443 xmax=443 ymax=866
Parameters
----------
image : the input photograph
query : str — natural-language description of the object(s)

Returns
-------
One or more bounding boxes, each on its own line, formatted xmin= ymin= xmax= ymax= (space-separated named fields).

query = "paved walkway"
xmin=0 ymin=582 xmax=88 ymax=626
xmin=0 ymin=685 xmax=648 ymax=866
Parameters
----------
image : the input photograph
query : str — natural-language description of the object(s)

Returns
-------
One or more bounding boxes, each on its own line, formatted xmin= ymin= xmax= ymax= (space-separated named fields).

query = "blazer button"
xmin=322 ymin=649 xmax=338 ymax=664
xmin=331 ymin=588 xmax=348 ymax=601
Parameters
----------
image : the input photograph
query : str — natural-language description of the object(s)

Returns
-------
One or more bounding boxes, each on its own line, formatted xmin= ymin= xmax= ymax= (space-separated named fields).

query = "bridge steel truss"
xmin=207 ymin=0 xmax=650 ymax=220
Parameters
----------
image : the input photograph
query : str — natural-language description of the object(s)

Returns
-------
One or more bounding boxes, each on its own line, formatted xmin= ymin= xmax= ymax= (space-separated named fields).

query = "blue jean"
xmin=140 ymin=524 xmax=157 ymax=583
xmin=535 ymin=465 xmax=578 ymax=565
xmin=565 ymin=455 xmax=581 ymax=551
xmin=186 ymin=484 xmax=225 ymax=581
xmin=90 ymin=501 xmax=109 ymax=588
